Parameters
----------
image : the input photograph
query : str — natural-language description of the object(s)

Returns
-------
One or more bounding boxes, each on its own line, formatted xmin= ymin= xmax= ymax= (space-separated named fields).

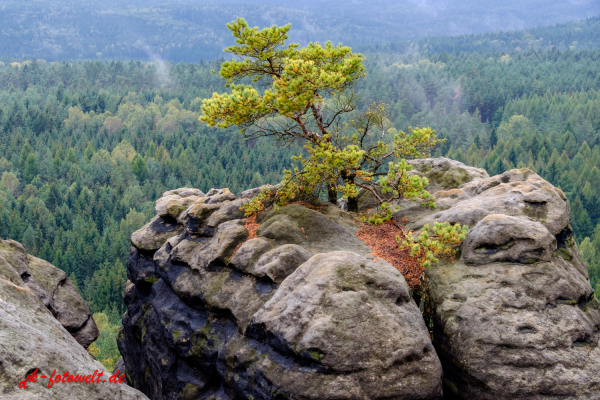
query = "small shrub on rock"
xmin=399 ymin=222 xmax=468 ymax=268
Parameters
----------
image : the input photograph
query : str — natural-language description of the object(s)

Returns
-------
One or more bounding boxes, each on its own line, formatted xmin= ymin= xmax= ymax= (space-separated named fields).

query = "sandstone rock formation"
xmin=0 ymin=239 xmax=148 ymax=399
xmin=0 ymin=239 xmax=99 ymax=348
xmin=120 ymin=189 xmax=443 ymax=399
xmin=121 ymin=158 xmax=600 ymax=399
xmin=387 ymin=158 xmax=600 ymax=399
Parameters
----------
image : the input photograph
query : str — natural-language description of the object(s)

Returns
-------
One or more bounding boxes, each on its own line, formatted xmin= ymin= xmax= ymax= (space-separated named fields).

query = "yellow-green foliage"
xmin=87 ymin=312 xmax=121 ymax=371
xmin=201 ymin=19 xmax=443 ymax=217
xmin=399 ymin=222 xmax=468 ymax=268
xmin=201 ymin=18 xmax=365 ymax=130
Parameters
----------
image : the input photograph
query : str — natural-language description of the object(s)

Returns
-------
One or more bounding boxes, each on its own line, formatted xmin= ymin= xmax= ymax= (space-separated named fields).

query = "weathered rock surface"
xmin=0 ymin=239 xmax=148 ymax=399
xmin=357 ymin=157 xmax=489 ymax=212
xmin=398 ymin=159 xmax=600 ymax=399
xmin=120 ymin=188 xmax=443 ymax=399
xmin=239 ymin=184 xmax=281 ymax=200
xmin=155 ymin=188 xmax=205 ymax=219
xmin=0 ymin=239 xmax=99 ymax=348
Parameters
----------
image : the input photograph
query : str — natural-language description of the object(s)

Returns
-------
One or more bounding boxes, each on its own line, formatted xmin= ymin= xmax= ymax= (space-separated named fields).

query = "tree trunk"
xmin=342 ymin=171 xmax=359 ymax=212
xmin=328 ymin=186 xmax=337 ymax=205
xmin=347 ymin=195 xmax=358 ymax=212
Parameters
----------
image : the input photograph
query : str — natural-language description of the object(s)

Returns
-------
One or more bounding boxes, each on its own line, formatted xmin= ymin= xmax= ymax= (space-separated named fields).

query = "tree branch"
xmin=310 ymin=103 xmax=328 ymax=137
xmin=355 ymin=182 xmax=386 ymax=204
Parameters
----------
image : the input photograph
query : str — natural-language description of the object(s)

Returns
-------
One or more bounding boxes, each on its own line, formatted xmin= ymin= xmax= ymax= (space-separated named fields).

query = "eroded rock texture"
xmin=0 ymin=238 xmax=99 ymax=348
xmin=119 ymin=189 xmax=443 ymax=399
xmin=0 ymin=239 xmax=147 ymax=399
xmin=390 ymin=159 xmax=600 ymax=399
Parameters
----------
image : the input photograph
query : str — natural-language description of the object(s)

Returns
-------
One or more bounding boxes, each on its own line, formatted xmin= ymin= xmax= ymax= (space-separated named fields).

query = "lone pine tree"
xmin=200 ymin=18 xmax=442 ymax=214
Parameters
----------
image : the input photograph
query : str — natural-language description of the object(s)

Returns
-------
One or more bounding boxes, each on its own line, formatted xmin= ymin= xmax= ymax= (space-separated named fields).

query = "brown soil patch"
xmin=356 ymin=220 xmax=424 ymax=290
xmin=232 ymin=216 xmax=260 ymax=256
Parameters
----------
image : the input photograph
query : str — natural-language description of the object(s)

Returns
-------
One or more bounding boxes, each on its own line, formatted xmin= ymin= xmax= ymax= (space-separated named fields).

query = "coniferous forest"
xmin=2 ymin=10 xmax=600 ymax=368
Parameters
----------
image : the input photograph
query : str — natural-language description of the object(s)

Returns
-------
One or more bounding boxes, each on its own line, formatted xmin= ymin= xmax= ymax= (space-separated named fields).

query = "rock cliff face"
xmin=0 ymin=239 xmax=99 ymax=348
xmin=0 ymin=239 xmax=148 ymax=399
xmin=120 ymin=189 xmax=443 ymax=399
xmin=391 ymin=158 xmax=600 ymax=399
xmin=120 ymin=158 xmax=600 ymax=400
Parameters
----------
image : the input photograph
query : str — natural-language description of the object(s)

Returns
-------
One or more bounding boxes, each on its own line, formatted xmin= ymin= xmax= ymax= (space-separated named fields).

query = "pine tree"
xmin=23 ymin=154 xmax=38 ymax=183
xmin=489 ymin=128 xmax=498 ymax=149
xmin=131 ymin=155 xmax=149 ymax=182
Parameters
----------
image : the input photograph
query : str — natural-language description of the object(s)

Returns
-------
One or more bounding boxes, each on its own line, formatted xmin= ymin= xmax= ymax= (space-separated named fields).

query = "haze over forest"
xmin=0 ymin=0 xmax=598 ymax=61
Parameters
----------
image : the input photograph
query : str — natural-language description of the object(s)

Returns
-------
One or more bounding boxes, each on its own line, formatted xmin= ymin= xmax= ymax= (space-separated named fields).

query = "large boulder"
xmin=402 ymin=160 xmax=600 ymax=399
xmin=0 ymin=239 xmax=99 ymax=348
xmin=119 ymin=188 xmax=443 ymax=399
xmin=0 ymin=239 xmax=148 ymax=399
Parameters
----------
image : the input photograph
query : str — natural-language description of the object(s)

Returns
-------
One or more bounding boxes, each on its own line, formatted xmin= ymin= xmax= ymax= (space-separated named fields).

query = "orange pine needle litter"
xmin=356 ymin=220 xmax=424 ymax=290
xmin=232 ymin=216 xmax=260 ymax=256
xmin=232 ymin=213 xmax=423 ymax=290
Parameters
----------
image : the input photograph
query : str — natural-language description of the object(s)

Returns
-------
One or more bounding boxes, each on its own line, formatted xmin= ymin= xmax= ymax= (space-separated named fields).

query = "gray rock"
xmin=155 ymin=193 xmax=202 ymax=219
xmin=113 ymin=357 xmax=126 ymax=376
xmin=204 ymin=199 xmax=247 ymax=230
xmin=357 ymin=157 xmax=488 ymax=212
xmin=206 ymin=188 xmax=231 ymax=197
xmin=162 ymin=188 xmax=205 ymax=198
xmin=397 ymin=168 xmax=570 ymax=236
xmin=336 ymin=197 xmax=348 ymax=211
xmin=228 ymin=237 xmax=273 ymax=273
xmin=0 ymin=239 xmax=29 ymax=276
xmin=0 ymin=239 xmax=99 ymax=349
xmin=121 ymin=192 xmax=443 ymax=400
xmin=239 ymin=183 xmax=280 ymax=200
xmin=131 ymin=216 xmax=184 ymax=251
xmin=0 ymin=241 xmax=148 ymax=400
xmin=54 ymin=278 xmax=92 ymax=331
xmin=71 ymin=315 xmax=103 ymax=349
xmin=429 ymin=254 xmax=600 ymax=399
xmin=251 ymin=244 xmax=312 ymax=283
xmin=256 ymin=204 xmax=371 ymax=254
xmin=462 ymin=214 xmax=557 ymax=265
xmin=408 ymin=157 xmax=489 ymax=193
xmin=177 ymin=200 xmax=221 ymax=235
xmin=205 ymin=188 xmax=237 ymax=204
xmin=400 ymin=159 xmax=600 ymax=399
xmin=247 ymin=251 xmax=443 ymax=399
xmin=23 ymin=255 xmax=64 ymax=309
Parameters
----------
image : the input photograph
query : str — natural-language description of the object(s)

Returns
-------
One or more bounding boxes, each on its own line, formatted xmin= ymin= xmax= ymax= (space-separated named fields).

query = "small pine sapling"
xmin=399 ymin=222 xmax=468 ymax=268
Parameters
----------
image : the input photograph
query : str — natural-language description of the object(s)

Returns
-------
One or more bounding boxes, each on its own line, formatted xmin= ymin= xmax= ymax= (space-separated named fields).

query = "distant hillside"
xmin=0 ymin=0 xmax=597 ymax=62
xmin=359 ymin=15 xmax=600 ymax=55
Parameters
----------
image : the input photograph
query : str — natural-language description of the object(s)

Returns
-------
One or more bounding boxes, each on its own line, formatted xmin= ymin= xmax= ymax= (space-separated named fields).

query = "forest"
xmin=2 ymin=15 xmax=600 ymax=368
xmin=0 ymin=0 xmax=598 ymax=62
xmin=358 ymin=15 xmax=600 ymax=55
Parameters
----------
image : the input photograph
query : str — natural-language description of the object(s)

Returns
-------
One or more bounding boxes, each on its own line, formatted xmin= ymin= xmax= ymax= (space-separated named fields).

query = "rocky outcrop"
xmin=120 ymin=189 xmax=443 ymax=399
xmin=121 ymin=157 xmax=600 ymax=399
xmin=0 ymin=239 xmax=99 ymax=348
xmin=0 ymin=239 xmax=148 ymax=399
xmin=394 ymin=159 xmax=600 ymax=399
